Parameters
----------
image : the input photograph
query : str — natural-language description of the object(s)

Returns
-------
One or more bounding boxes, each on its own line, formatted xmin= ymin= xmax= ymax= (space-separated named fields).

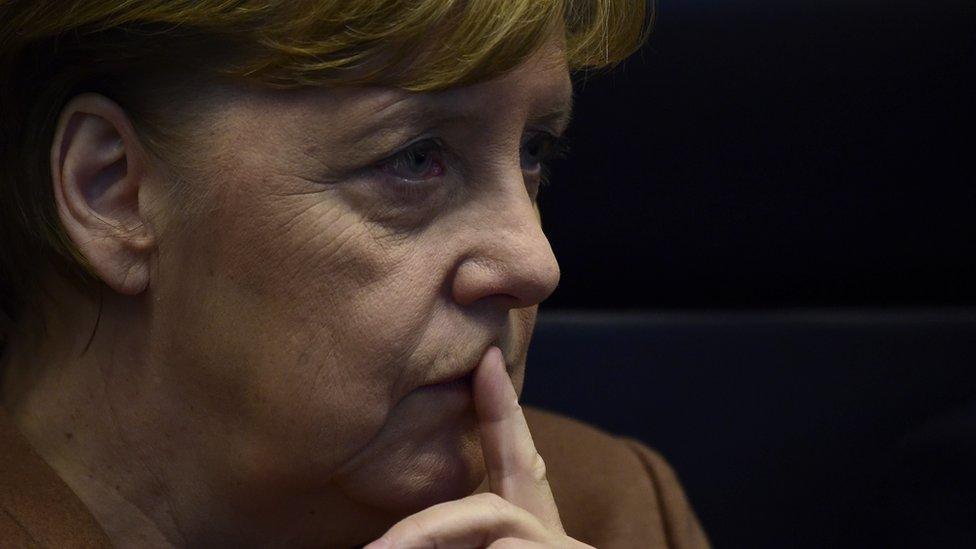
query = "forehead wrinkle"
xmin=335 ymin=89 xmax=418 ymax=144
xmin=329 ymin=92 xmax=479 ymax=154
xmin=326 ymin=58 xmax=574 ymax=151
xmin=333 ymin=95 xmax=483 ymax=155
xmin=345 ymin=89 xmax=573 ymax=148
xmin=426 ymin=55 xmax=575 ymax=134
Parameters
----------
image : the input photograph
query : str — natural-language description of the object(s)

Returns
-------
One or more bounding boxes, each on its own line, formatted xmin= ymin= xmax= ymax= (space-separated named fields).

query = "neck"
xmin=0 ymin=276 xmax=397 ymax=548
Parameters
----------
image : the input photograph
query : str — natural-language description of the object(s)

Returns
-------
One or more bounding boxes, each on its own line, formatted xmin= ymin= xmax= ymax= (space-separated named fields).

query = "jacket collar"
xmin=0 ymin=405 xmax=112 ymax=547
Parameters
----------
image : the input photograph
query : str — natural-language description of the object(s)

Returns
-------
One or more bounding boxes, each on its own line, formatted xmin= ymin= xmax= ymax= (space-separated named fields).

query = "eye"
xmin=379 ymin=139 xmax=446 ymax=183
xmin=521 ymin=132 xmax=568 ymax=173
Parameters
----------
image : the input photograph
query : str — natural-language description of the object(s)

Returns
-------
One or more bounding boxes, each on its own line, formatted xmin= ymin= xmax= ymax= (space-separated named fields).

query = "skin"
xmin=0 ymin=36 xmax=581 ymax=548
xmin=367 ymin=345 xmax=591 ymax=548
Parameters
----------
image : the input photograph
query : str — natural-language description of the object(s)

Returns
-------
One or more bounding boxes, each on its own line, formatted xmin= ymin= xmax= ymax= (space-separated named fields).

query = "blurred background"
xmin=543 ymin=0 xmax=974 ymax=310
xmin=520 ymin=1 xmax=976 ymax=547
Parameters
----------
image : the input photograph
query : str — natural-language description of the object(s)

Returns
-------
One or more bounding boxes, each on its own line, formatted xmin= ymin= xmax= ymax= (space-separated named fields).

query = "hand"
xmin=363 ymin=346 xmax=594 ymax=549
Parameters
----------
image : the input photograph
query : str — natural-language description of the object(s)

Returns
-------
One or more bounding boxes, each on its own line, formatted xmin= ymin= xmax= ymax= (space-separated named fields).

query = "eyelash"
xmin=375 ymin=132 xmax=569 ymax=194
xmin=523 ymin=132 xmax=570 ymax=170
xmin=526 ymin=133 xmax=570 ymax=195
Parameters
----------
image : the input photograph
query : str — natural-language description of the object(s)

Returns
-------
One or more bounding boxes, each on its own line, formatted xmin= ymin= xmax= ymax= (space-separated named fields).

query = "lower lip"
xmin=416 ymin=376 xmax=473 ymax=404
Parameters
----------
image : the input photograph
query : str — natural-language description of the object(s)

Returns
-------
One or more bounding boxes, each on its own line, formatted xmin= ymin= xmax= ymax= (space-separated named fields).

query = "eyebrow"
xmin=527 ymin=95 xmax=575 ymax=134
xmin=344 ymin=89 xmax=575 ymax=151
xmin=529 ymin=89 xmax=575 ymax=133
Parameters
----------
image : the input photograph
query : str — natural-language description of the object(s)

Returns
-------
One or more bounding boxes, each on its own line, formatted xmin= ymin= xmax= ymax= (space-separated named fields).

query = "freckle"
xmin=64 ymin=432 xmax=73 ymax=440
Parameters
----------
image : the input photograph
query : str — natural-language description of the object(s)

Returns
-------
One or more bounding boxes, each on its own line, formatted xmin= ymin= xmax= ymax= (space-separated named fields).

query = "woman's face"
xmin=146 ymin=40 xmax=569 ymax=514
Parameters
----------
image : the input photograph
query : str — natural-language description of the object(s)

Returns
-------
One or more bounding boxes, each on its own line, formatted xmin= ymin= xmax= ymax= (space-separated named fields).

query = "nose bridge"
xmin=494 ymin=184 xmax=550 ymax=260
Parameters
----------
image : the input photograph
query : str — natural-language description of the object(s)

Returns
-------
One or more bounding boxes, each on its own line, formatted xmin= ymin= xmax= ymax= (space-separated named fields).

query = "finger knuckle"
xmin=487 ymin=537 xmax=528 ymax=549
xmin=396 ymin=515 xmax=432 ymax=545
xmin=529 ymin=452 xmax=548 ymax=483
xmin=474 ymin=492 xmax=511 ymax=517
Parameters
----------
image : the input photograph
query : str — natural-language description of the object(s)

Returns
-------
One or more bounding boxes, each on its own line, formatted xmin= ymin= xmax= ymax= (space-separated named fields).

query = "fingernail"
xmin=489 ymin=345 xmax=504 ymax=366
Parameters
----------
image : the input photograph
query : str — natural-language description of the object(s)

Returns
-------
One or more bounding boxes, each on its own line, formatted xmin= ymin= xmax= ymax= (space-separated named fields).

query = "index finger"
xmin=473 ymin=346 xmax=564 ymax=532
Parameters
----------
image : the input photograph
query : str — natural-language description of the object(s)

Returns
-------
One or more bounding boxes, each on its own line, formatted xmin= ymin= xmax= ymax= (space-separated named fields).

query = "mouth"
xmin=412 ymin=372 xmax=475 ymax=411
xmin=420 ymin=371 xmax=474 ymax=391
xmin=419 ymin=341 xmax=502 ymax=387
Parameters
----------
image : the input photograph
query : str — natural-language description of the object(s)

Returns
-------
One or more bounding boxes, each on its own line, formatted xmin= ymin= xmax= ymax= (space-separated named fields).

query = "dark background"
xmin=539 ymin=0 xmax=975 ymax=311
xmin=520 ymin=2 xmax=976 ymax=547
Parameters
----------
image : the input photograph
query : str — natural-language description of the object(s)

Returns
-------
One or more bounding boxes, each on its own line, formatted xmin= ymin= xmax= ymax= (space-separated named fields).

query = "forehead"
xmin=407 ymin=38 xmax=572 ymax=110
xmin=281 ymin=38 xmax=570 ymax=123
xmin=329 ymin=40 xmax=573 ymax=143
xmin=214 ymin=39 xmax=573 ymax=160
xmin=397 ymin=40 xmax=571 ymax=122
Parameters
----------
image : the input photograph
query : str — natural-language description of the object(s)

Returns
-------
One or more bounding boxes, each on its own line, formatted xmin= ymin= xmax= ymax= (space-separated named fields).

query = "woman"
xmin=0 ymin=1 xmax=708 ymax=547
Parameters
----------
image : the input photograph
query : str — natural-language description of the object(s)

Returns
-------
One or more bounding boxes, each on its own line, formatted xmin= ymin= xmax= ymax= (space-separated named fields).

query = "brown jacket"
xmin=0 ymin=405 xmax=709 ymax=548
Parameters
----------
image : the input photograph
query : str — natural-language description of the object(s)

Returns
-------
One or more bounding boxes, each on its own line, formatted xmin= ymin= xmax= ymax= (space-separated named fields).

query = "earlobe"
xmin=51 ymin=93 xmax=155 ymax=295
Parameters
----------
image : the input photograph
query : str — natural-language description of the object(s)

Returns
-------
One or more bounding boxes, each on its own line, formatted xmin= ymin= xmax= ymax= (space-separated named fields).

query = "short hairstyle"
xmin=0 ymin=0 xmax=650 ymax=336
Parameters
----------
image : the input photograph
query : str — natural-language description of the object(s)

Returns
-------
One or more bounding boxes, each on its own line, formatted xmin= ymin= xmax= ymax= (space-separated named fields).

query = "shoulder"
xmin=524 ymin=406 xmax=710 ymax=549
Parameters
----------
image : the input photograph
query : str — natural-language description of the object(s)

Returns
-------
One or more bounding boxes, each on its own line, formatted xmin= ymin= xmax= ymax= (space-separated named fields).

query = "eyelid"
xmin=368 ymin=129 xmax=566 ymax=189
xmin=525 ymin=127 xmax=566 ymax=144
xmin=523 ymin=131 xmax=570 ymax=161
xmin=378 ymin=135 xmax=444 ymax=166
xmin=370 ymin=136 xmax=457 ymax=196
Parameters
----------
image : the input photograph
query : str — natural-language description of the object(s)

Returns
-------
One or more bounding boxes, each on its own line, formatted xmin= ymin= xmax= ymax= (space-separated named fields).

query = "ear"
xmin=51 ymin=93 xmax=155 ymax=295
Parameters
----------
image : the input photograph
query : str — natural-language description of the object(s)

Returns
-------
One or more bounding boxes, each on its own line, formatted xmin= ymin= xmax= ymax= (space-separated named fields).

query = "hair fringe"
xmin=0 ymin=0 xmax=651 ymax=325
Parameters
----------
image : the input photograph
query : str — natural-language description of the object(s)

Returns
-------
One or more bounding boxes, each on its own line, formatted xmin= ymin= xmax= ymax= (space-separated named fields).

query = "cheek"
xmin=152 ymin=179 xmax=443 ymax=478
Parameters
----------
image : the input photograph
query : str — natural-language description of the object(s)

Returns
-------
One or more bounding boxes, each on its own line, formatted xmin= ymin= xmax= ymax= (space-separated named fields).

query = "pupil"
xmin=410 ymin=150 xmax=429 ymax=171
xmin=527 ymin=137 xmax=548 ymax=160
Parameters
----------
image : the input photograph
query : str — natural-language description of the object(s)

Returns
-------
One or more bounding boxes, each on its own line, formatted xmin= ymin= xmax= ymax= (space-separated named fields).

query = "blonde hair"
xmin=0 ymin=0 xmax=650 ymax=328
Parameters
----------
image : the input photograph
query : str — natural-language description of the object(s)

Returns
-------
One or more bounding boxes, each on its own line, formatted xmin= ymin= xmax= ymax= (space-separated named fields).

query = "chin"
xmin=337 ymin=413 xmax=487 ymax=513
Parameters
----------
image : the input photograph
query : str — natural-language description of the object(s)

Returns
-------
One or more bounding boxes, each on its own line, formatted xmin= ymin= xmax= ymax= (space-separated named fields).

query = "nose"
xmin=451 ymin=177 xmax=561 ymax=310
